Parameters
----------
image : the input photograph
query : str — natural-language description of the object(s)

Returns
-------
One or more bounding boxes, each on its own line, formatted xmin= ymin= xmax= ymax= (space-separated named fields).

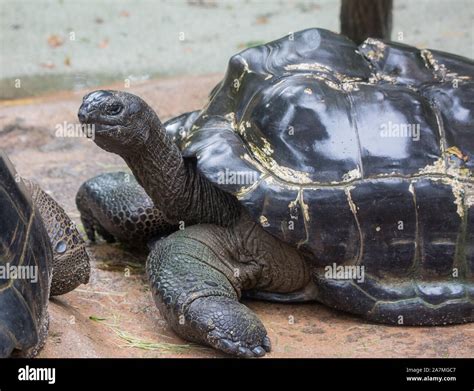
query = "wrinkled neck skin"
xmin=120 ymin=110 xmax=241 ymax=227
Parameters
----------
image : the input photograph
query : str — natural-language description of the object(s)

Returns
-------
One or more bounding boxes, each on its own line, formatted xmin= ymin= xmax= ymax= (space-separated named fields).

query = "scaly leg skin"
xmin=76 ymin=172 xmax=176 ymax=247
xmin=24 ymin=179 xmax=90 ymax=296
xmin=147 ymin=215 xmax=312 ymax=357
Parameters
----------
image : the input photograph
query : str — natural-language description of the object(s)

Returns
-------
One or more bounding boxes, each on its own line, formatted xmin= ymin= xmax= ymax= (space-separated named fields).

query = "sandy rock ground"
xmin=0 ymin=75 xmax=473 ymax=358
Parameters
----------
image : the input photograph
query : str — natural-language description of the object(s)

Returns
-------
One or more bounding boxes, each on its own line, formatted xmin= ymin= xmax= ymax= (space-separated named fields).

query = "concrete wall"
xmin=1 ymin=0 xmax=473 ymax=98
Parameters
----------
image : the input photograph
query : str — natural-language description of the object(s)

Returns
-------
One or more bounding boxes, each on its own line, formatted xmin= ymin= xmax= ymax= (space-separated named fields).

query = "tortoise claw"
xmin=186 ymin=296 xmax=271 ymax=358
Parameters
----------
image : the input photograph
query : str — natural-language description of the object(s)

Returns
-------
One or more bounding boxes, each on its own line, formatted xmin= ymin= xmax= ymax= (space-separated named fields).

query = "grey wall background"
xmin=1 ymin=0 xmax=473 ymax=99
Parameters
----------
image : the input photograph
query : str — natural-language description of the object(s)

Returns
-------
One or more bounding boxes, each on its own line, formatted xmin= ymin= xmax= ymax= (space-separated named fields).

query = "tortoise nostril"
xmin=78 ymin=108 xmax=88 ymax=122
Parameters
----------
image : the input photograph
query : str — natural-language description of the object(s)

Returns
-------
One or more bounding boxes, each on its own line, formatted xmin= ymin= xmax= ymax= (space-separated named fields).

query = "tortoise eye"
xmin=108 ymin=103 xmax=123 ymax=115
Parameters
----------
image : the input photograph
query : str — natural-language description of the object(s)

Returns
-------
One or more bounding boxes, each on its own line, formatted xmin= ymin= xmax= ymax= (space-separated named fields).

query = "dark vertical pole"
xmin=340 ymin=0 xmax=393 ymax=44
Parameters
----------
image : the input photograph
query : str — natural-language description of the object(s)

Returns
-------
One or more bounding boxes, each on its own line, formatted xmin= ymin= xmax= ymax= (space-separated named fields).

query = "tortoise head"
xmin=78 ymin=90 xmax=158 ymax=154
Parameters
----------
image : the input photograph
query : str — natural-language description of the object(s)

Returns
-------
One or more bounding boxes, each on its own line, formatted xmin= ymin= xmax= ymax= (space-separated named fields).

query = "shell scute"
xmin=0 ymin=151 xmax=52 ymax=355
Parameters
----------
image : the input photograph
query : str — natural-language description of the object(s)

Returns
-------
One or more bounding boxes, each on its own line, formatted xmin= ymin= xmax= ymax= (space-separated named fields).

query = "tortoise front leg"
xmin=147 ymin=225 xmax=271 ymax=357
xmin=76 ymin=172 xmax=176 ymax=247
xmin=24 ymin=180 xmax=90 ymax=296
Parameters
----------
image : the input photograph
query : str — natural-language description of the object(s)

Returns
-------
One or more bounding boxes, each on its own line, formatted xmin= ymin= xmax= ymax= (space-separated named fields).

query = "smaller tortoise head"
xmin=78 ymin=90 xmax=157 ymax=154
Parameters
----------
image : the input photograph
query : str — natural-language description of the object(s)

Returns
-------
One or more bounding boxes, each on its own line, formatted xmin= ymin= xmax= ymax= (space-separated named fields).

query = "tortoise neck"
xmin=123 ymin=113 xmax=241 ymax=227
xmin=123 ymin=114 xmax=188 ymax=223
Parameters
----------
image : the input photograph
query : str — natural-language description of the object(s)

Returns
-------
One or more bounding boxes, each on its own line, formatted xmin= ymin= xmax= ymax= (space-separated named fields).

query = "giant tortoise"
xmin=77 ymin=29 xmax=474 ymax=357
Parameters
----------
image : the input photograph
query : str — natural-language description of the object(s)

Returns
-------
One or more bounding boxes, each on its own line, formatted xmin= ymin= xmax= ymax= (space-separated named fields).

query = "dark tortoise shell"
xmin=165 ymin=29 xmax=474 ymax=324
xmin=0 ymin=151 xmax=52 ymax=357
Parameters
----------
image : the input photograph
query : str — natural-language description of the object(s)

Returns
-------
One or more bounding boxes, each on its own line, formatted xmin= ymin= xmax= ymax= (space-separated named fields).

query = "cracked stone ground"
xmin=0 ymin=75 xmax=472 ymax=358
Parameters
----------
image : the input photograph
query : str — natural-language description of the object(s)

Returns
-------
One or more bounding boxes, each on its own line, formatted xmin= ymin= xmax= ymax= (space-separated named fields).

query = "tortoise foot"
xmin=187 ymin=296 xmax=271 ymax=358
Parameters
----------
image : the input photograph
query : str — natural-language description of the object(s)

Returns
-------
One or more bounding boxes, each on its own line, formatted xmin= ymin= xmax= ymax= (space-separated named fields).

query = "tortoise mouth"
xmin=81 ymin=122 xmax=118 ymax=136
